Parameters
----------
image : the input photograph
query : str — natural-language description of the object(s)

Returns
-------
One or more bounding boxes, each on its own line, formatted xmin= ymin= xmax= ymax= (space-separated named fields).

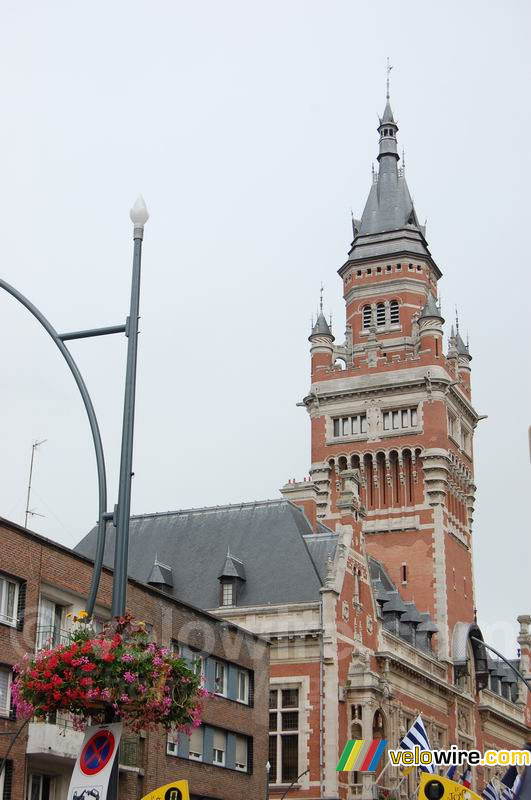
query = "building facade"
xmin=76 ymin=91 xmax=531 ymax=800
xmin=0 ymin=517 xmax=269 ymax=800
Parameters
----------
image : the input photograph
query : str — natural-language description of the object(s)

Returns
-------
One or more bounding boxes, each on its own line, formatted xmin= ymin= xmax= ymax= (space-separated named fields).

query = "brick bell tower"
xmin=302 ymin=89 xmax=479 ymax=658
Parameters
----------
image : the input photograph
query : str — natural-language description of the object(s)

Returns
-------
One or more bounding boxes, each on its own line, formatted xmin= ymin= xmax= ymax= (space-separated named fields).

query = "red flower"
xmin=53 ymin=691 xmax=61 ymax=701
xmin=102 ymin=654 xmax=115 ymax=662
xmin=81 ymin=642 xmax=92 ymax=654
xmin=80 ymin=677 xmax=92 ymax=687
xmin=81 ymin=663 xmax=96 ymax=672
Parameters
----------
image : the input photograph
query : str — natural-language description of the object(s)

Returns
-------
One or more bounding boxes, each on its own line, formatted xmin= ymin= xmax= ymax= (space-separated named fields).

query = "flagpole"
xmin=375 ymin=760 xmax=392 ymax=785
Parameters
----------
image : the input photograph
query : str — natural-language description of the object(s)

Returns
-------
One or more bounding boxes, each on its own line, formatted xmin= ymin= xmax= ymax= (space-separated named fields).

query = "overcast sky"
xmin=0 ymin=1 xmax=529 ymax=656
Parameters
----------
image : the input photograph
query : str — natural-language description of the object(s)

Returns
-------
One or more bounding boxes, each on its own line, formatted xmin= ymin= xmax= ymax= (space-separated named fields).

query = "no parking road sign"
xmin=80 ymin=730 xmax=116 ymax=776
xmin=67 ymin=724 xmax=122 ymax=800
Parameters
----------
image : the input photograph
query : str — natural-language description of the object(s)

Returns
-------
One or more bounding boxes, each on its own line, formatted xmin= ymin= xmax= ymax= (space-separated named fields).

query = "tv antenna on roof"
xmin=25 ymin=439 xmax=47 ymax=528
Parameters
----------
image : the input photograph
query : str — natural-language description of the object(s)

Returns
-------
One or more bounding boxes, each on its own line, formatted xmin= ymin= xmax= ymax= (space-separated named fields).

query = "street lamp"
xmin=266 ymin=760 xmax=271 ymax=800
xmin=0 ymin=196 xmax=148 ymax=618
xmin=111 ymin=195 xmax=148 ymax=617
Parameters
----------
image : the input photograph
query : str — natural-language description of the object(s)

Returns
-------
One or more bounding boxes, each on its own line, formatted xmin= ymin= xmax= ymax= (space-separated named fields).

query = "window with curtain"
xmin=0 ymin=576 xmax=18 ymax=628
xmin=0 ymin=667 xmax=11 ymax=716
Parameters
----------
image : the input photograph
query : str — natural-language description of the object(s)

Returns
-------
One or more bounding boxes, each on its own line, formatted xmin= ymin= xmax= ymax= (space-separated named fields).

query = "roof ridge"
xmin=129 ymin=498 xmax=288 ymax=521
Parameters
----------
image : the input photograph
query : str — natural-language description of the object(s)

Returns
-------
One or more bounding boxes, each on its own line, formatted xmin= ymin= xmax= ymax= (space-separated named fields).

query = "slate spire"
xmin=356 ymin=90 xmax=420 ymax=237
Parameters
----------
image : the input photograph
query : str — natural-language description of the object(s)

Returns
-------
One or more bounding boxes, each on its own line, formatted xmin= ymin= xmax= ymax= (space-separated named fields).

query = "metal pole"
xmin=279 ymin=768 xmax=310 ymax=800
xmin=24 ymin=442 xmax=37 ymax=527
xmin=0 ymin=279 xmax=108 ymax=615
xmin=471 ymin=636 xmax=531 ymax=692
xmin=111 ymin=211 xmax=146 ymax=617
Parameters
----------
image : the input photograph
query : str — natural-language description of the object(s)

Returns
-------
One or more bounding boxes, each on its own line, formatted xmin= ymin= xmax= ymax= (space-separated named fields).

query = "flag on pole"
xmin=462 ymin=768 xmax=472 ymax=788
xmin=483 ymin=780 xmax=500 ymax=800
xmin=500 ymin=766 xmax=519 ymax=800
xmin=399 ymin=715 xmax=434 ymax=774
xmin=447 ymin=766 xmax=458 ymax=780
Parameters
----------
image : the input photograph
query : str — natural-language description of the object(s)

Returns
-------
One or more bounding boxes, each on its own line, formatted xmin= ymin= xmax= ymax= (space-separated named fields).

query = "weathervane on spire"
xmin=386 ymin=57 xmax=393 ymax=100
xmin=320 ymin=283 xmax=324 ymax=313
xmin=455 ymin=305 xmax=460 ymax=332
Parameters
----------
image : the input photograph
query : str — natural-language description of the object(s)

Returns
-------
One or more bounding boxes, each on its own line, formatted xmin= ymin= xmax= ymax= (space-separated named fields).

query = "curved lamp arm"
xmin=0 ymin=278 xmax=108 ymax=615
xmin=470 ymin=636 xmax=531 ymax=692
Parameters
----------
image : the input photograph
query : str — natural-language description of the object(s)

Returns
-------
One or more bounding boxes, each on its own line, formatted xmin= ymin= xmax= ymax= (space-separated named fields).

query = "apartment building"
xmin=0 ymin=516 xmax=269 ymax=800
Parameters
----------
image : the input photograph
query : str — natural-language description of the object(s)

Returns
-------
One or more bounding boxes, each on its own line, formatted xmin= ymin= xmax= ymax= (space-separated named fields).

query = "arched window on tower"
xmin=389 ymin=300 xmax=399 ymax=325
xmin=362 ymin=305 xmax=372 ymax=328
xmin=376 ymin=303 xmax=386 ymax=327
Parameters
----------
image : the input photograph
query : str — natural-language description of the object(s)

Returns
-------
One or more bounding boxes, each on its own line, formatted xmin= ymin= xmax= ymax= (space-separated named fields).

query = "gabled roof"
xmin=76 ymin=499 xmax=334 ymax=610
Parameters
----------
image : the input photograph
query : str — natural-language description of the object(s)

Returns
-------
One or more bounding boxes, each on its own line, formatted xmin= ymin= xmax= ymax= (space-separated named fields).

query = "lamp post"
xmin=266 ymin=760 xmax=271 ymax=800
xmin=470 ymin=636 xmax=531 ymax=692
xmin=111 ymin=195 xmax=149 ymax=617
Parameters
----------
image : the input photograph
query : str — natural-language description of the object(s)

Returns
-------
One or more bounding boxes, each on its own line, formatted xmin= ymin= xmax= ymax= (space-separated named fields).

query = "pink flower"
xmin=123 ymin=671 xmax=137 ymax=684
xmin=121 ymin=653 xmax=134 ymax=663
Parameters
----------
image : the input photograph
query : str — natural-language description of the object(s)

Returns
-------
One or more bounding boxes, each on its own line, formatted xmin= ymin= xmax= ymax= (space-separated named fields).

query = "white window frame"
xmin=221 ymin=582 xmax=234 ymax=607
xmin=0 ymin=666 xmax=12 ymax=718
xmin=27 ymin=774 xmax=55 ymax=800
xmin=236 ymin=669 xmax=249 ymax=704
xmin=269 ymin=685 xmax=300 ymax=786
xmin=213 ymin=660 xmax=228 ymax=697
xmin=166 ymin=731 xmax=179 ymax=756
xmin=212 ymin=729 xmax=226 ymax=767
xmin=188 ymin=726 xmax=203 ymax=761
xmin=0 ymin=575 xmax=19 ymax=628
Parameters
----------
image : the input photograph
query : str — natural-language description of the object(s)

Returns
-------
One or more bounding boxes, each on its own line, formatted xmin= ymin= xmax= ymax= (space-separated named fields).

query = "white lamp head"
xmin=130 ymin=195 xmax=149 ymax=227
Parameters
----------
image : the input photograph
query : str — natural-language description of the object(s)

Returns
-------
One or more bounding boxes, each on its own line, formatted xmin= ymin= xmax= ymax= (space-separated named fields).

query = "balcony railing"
xmin=35 ymin=625 xmax=72 ymax=651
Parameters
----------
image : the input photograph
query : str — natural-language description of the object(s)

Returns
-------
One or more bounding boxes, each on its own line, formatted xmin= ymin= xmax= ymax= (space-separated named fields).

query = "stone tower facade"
xmin=303 ymin=92 xmax=479 ymax=660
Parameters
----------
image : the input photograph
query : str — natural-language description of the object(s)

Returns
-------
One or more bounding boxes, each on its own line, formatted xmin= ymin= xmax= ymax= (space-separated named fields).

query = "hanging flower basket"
xmin=13 ymin=613 xmax=207 ymax=732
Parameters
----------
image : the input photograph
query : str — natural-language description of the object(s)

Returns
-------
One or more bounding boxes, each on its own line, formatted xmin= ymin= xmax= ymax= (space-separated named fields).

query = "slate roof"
xmin=342 ymin=97 xmax=439 ymax=274
xmin=76 ymin=499 xmax=337 ymax=610
xmin=218 ymin=551 xmax=246 ymax=581
xmin=419 ymin=292 xmax=443 ymax=320
xmin=310 ymin=312 xmax=334 ymax=339
xmin=147 ymin=559 xmax=174 ymax=587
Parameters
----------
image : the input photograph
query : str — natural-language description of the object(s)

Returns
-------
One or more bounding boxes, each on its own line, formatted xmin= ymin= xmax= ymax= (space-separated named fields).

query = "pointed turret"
xmin=419 ymin=293 xmax=443 ymax=321
xmin=455 ymin=324 xmax=472 ymax=396
xmin=418 ymin=292 xmax=444 ymax=358
xmin=310 ymin=311 xmax=334 ymax=339
xmin=309 ymin=294 xmax=334 ymax=375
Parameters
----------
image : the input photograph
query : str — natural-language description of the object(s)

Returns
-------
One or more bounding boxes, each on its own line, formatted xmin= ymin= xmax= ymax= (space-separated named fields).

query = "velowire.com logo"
xmin=336 ymin=739 xmax=388 ymax=772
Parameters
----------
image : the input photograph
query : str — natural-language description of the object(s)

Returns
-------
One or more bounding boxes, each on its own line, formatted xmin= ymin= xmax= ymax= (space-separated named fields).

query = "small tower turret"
xmin=418 ymin=292 xmax=444 ymax=358
xmin=309 ymin=290 xmax=334 ymax=376
xmin=456 ymin=327 xmax=472 ymax=397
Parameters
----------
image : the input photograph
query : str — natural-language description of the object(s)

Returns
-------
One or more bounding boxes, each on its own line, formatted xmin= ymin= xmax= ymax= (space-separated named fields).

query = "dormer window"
xmin=218 ymin=550 xmax=246 ymax=608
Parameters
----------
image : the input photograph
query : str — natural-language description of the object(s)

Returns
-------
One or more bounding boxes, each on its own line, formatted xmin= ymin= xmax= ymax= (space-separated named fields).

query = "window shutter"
xmin=213 ymin=729 xmax=226 ymax=751
xmin=2 ymin=760 xmax=13 ymax=800
xmin=248 ymin=671 xmax=255 ymax=708
xmin=189 ymin=726 xmax=203 ymax=756
xmin=235 ymin=735 xmax=248 ymax=769
xmin=16 ymin=582 xmax=26 ymax=632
